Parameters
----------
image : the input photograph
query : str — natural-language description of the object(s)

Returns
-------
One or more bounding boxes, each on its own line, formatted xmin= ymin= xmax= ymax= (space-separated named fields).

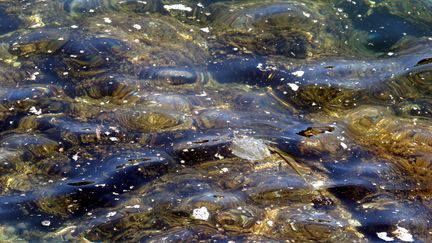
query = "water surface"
xmin=0 ymin=0 xmax=432 ymax=242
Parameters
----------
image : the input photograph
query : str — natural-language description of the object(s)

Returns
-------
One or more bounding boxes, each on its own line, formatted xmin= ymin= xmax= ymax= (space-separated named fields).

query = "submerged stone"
xmin=1 ymin=0 xmax=432 ymax=242
xmin=231 ymin=135 xmax=270 ymax=161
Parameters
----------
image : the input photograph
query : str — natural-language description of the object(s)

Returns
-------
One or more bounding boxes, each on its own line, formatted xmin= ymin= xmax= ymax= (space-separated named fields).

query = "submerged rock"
xmin=1 ymin=0 xmax=432 ymax=242
xmin=230 ymin=135 xmax=270 ymax=161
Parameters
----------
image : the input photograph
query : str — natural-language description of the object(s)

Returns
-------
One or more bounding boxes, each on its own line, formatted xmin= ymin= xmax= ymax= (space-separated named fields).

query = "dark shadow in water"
xmin=0 ymin=6 xmax=21 ymax=35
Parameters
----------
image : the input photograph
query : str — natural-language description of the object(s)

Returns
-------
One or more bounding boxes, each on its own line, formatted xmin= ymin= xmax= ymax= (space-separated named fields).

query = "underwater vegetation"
xmin=0 ymin=0 xmax=432 ymax=242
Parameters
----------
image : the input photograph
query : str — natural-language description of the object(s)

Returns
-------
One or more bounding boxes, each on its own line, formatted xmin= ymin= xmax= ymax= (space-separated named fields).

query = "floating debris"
xmin=41 ymin=220 xmax=51 ymax=227
xmin=377 ymin=232 xmax=394 ymax=241
xmin=72 ymin=153 xmax=79 ymax=161
xmin=393 ymin=226 xmax=414 ymax=242
xmin=133 ymin=24 xmax=142 ymax=30
xmin=287 ymin=83 xmax=299 ymax=91
xmin=163 ymin=4 xmax=192 ymax=12
xmin=200 ymin=27 xmax=210 ymax=33
xmin=291 ymin=70 xmax=305 ymax=77
xmin=0 ymin=0 xmax=431 ymax=242
xmin=192 ymin=207 xmax=210 ymax=221
xmin=103 ymin=17 xmax=112 ymax=24
xmin=106 ymin=212 xmax=117 ymax=218
xmin=297 ymin=126 xmax=335 ymax=137
xmin=29 ymin=106 xmax=42 ymax=115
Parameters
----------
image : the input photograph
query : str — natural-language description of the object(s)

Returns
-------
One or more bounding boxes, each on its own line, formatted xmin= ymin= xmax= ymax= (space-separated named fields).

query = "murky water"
xmin=0 ymin=0 xmax=431 ymax=242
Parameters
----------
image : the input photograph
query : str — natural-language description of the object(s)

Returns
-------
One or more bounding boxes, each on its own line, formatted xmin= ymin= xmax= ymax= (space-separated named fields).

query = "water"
xmin=0 ymin=0 xmax=431 ymax=242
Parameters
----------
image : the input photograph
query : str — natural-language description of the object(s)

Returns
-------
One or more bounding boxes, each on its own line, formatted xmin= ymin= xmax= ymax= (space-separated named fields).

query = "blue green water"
xmin=0 ymin=0 xmax=431 ymax=242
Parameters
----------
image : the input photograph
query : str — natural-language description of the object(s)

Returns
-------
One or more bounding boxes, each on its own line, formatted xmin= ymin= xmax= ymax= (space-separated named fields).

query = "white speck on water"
xmin=340 ymin=142 xmax=348 ymax=149
xmin=71 ymin=25 xmax=78 ymax=29
xmin=387 ymin=52 xmax=395 ymax=56
xmin=311 ymin=180 xmax=325 ymax=189
xmin=348 ymin=219 xmax=362 ymax=227
xmin=257 ymin=63 xmax=264 ymax=70
xmin=103 ymin=17 xmax=112 ymax=23
xmin=292 ymin=70 xmax=305 ymax=77
xmin=214 ymin=153 xmax=224 ymax=160
xmin=29 ymin=106 xmax=42 ymax=115
xmin=377 ymin=232 xmax=394 ymax=241
xmin=133 ymin=24 xmax=142 ymax=30
xmin=109 ymin=137 xmax=118 ymax=141
xmin=231 ymin=136 xmax=271 ymax=161
xmin=200 ymin=27 xmax=210 ymax=33
xmin=195 ymin=91 xmax=207 ymax=97
xmin=30 ymin=23 xmax=42 ymax=28
xmin=106 ymin=212 xmax=117 ymax=218
xmin=192 ymin=207 xmax=210 ymax=221
xmin=72 ymin=153 xmax=79 ymax=161
xmin=41 ymin=220 xmax=51 ymax=227
xmin=267 ymin=220 xmax=274 ymax=227
xmin=125 ymin=205 xmax=140 ymax=209
xmin=303 ymin=11 xmax=311 ymax=18
xmin=164 ymin=4 xmax=192 ymax=12
xmin=221 ymin=167 xmax=229 ymax=173
xmin=287 ymin=83 xmax=299 ymax=91
xmin=29 ymin=71 xmax=40 ymax=80
xmin=393 ymin=226 xmax=414 ymax=242
xmin=109 ymin=126 xmax=120 ymax=133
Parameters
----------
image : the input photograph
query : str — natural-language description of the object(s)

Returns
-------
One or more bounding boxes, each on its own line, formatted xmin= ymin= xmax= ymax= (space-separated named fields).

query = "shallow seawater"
xmin=0 ymin=0 xmax=431 ymax=242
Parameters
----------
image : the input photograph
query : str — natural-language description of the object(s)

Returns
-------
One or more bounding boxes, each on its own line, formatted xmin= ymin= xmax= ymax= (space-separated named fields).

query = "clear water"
xmin=0 ymin=0 xmax=431 ymax=242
